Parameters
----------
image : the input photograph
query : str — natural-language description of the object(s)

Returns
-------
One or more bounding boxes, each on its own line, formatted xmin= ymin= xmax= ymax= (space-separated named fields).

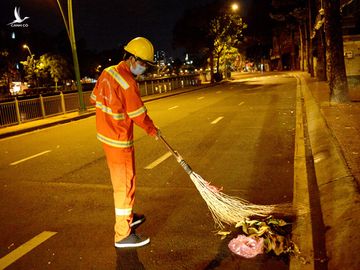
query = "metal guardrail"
xmin=0 ymin=75 xmax=200 ymax=127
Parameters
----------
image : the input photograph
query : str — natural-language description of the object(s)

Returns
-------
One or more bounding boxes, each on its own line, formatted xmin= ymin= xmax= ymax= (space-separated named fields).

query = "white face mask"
xmin=130 ymin=62 xmax=146 ymax=76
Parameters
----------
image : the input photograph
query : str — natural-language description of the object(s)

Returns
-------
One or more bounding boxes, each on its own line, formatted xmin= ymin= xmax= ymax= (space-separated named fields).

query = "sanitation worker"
xmin=90 ymin=37 xmax=159 ymax=248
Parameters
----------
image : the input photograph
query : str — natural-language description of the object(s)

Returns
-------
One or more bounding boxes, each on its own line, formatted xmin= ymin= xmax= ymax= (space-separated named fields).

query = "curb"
xmin=300 ymin=75 xmax=360 ymax=270
xmin=0 ymin=112 xmax=95 ymax=139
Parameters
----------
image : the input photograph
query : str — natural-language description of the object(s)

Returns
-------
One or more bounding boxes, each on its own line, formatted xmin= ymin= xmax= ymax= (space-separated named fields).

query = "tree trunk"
xmin=291 ymin=28 xmax=296 ymax=70
xmin=304 ymin=19 xmax=309 ymax=72
xmin=210 ymin=52 xmax=214 ymax=83
xmin=275 ymin=33 xmax=283 ymax=71
xmin=216 ymin=51 xmax=221 ymax=74
xmin=316 ymin=28 xmax=327 ymax=81
xmin=324 ymin=0 xmax=349 ymax=103
xmin=307 ymin=0 xmax=314 ymax=77
xmin=299 ymin=24 xmax=305 ymax=71
xmin=315 ymin=0 xmax=327 ymax=81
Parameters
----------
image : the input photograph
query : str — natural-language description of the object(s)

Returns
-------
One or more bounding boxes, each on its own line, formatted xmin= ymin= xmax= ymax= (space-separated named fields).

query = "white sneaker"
xmin=115 ymin=234 xmax=150 ymax=248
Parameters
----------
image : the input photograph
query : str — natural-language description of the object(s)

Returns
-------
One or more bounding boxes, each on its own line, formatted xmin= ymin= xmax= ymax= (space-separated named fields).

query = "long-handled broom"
xmin=158 ymin=135 xmax=292 ymax=229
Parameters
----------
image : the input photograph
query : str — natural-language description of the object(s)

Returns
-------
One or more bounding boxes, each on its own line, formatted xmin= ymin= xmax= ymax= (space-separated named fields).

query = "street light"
xmin=231 ymin=3 xmax=239 ymax=12
xmin=23 ymin=44 xmax=32 ymax=56
xmin=56 ymin=0 xmax=86 ymax=112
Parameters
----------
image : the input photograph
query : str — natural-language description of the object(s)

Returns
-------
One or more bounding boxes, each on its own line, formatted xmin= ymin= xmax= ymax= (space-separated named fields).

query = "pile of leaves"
xmin=218 ymin=216 xmax=303 ymax=260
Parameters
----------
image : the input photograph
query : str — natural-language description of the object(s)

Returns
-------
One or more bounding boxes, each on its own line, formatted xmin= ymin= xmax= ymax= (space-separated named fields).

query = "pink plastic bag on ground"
xmin=228 ymin=235 xmax=264 ymax=258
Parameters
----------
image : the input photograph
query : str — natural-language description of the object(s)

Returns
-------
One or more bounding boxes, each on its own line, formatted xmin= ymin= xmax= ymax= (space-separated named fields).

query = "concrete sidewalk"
xmin=300 ymin=72 xmax=360 ymax=270
xmin=306 ymin=76 xmax=360 ymax=186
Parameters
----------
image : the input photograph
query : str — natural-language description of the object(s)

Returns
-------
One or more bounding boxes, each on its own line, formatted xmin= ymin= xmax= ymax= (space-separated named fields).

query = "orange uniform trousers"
xmin=103 ymin=144 xmax=136 ymax=242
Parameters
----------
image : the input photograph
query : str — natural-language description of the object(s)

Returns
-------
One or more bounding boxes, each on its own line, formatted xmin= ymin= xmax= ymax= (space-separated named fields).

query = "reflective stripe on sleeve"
xmin=127 ymin=106 xmax=147 ymax=118
xmin=97 ymin=133 xmax=133 ymax=148
xmin=95 ymin=101 xmax=125 ymax=120
xmin=105 ymin=67 xmax=129 ymax=90
xmin=115 ymin=208 xmax=132 ymax=216
xmin=90 ymin=92 xmax=96 ymax=101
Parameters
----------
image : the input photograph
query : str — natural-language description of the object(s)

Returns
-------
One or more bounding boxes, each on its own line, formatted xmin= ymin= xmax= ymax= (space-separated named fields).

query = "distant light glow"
xmin=231 ymin=3 xmax=239 ymax=11
xmin=10 ymin=82 xmax=21 ymax=94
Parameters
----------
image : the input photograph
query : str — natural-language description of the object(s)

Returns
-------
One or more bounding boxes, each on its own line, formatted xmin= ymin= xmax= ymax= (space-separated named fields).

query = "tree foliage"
xmin=21 ymin=53 xmax=71 ymax=88
xmin=0 ymin=50 xmax=14 ymax=94
xmin=209 ymin=14 xmax=246 ymax=76
xmin=173 ymin=2 xmax=246 ymax=82
xmin=21 ymin=55 xmax=37 ymax=86
xmin=40 ymin=54 xmax=71 ymax=84
xmin=270 ymin=2 xmax=306 ymax=71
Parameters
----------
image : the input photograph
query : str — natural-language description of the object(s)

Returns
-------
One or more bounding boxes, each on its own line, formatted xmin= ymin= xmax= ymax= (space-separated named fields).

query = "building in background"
xmin=341 ymin=0 xmax=360 ymax=90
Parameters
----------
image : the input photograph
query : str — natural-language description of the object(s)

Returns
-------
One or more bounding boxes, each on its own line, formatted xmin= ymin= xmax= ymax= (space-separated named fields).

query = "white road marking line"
xmin=211 ymin=116 xmax=224 ymax=125
xmin=0 ymin=231 xmax=57 ymax=269
xmin=197 ymin=96 xmax=204 ymax=100
xmin=238 ymin=101 xmax=245 ymax=106
xmin=144 ymin=152 xmax=172 ymax=169
xmin=168 ymin=106 xmax=179 ymax=110
xmin=10 ymin=150 xmax=52 ymax=166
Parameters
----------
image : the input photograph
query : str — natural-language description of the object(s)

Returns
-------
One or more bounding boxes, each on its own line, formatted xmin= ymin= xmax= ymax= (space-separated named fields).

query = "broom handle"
xmin=158 ymin=135 xmax=179 ymax=159
xmin=158 ymin=135 xmax=193 ymax=175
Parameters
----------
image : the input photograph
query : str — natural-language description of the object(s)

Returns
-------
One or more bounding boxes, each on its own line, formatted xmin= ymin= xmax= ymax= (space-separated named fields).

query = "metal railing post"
xmin=40 ymin=95 xmax=46 ymax=118
xmin=15 ymin=97 xmax=21 ymax=124
xmin=60 ymin=92 xmax=66 ymax=113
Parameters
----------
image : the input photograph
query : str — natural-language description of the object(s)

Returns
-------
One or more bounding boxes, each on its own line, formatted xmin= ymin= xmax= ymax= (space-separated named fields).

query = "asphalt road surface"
xmin=0 ymin=74 xmax=311 ymax=269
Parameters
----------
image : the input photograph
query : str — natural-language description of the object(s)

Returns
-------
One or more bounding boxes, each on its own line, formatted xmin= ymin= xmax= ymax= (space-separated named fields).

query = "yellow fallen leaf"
xmin=217 ymin=231 xmax=231 ymax=236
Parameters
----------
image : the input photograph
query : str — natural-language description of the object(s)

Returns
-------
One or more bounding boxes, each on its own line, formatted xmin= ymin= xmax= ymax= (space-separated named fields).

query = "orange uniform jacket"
xmin=90 ymin=61 xmax=157 ymax=148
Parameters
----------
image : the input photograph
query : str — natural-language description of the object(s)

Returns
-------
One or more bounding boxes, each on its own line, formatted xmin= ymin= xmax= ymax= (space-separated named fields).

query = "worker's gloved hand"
xmin=149 ymin=127 xmax=160 ymax=138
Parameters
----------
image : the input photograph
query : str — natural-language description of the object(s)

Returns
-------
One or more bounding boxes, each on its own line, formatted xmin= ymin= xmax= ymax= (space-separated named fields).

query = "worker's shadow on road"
xmin=115 ymin=248 xmax=145 ymax=270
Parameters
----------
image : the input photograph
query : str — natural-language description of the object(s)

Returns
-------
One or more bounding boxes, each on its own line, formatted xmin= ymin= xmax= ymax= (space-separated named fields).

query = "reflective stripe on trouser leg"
xmin=103 ymin=144 xmax=136 ymax=242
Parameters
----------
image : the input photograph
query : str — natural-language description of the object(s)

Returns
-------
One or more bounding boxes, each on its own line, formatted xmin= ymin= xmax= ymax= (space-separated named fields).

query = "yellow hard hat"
xmin=124 ymin=37 xmax=154 ymax=64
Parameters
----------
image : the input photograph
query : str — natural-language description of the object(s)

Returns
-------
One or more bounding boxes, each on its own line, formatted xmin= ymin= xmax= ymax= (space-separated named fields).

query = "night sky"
xmin=0 ymin=1 xmax=223 ymax=56
xmin=0 ymin=0 xmax=260 ymax=58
